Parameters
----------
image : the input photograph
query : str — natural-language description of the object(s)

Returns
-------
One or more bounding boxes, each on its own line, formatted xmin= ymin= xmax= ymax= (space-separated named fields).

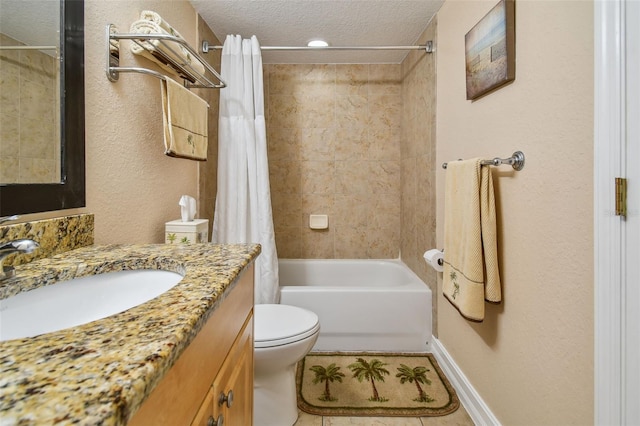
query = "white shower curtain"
xmin=213 ymin=35 xmax=279 ymax=304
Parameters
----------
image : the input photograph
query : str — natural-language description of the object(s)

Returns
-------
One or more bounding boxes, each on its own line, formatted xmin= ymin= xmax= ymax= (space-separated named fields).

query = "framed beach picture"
xmin=465 ymin=0 xmax=515 ymax=100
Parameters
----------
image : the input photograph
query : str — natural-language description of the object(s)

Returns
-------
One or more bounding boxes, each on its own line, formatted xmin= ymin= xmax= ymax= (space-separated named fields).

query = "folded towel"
xmin=129 ymin=17 xmax=205 ymax=82
xmin=442 ymin=159 xmax=501 ymax=322
xmin=140 ymin=10 xmax=183 ymax=37
xmin=161 ymin=78 xmax=209 ymax=161
xmin=109 ymin=25 xmax=119 ymax=56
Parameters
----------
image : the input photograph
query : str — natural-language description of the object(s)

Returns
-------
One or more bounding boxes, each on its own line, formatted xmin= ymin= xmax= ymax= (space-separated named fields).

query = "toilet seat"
xmin=254 ymin=304 xmax=320 ymax=348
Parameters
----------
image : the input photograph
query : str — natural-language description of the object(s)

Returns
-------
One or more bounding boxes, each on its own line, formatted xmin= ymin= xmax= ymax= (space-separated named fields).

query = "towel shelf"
xmin=106 ymin=24 xmax=226 ymax=89
xmin=442 ymin=151 xmax=525 ymax=171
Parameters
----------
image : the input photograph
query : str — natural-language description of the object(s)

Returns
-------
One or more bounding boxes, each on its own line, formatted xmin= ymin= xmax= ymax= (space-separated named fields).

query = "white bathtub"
xmin=278 ymin=259 xmax=432 ymax=352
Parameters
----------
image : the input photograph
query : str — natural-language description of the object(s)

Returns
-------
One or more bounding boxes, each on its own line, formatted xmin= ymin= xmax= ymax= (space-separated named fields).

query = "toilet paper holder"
xmin=423 ymin=249 xmax=445 ymax=272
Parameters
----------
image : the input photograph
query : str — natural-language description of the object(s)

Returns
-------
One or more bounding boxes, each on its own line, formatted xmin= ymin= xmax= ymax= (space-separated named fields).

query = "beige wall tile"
xmin=335 ymin=160 xmax=370 ymax=195
xmin=369 ymin=64 xmax=402 ymax=96
xmin=336 ymin=95 xmax=369 ymax=128
xmin=301 ymin=128 xmax=335 ymax=161
xmin=274 ymin=225 xmax=302 ymax=258
xmin=0 ymin=157 xmax=19 ymax=183
xmin=301 ymin=228 xmax=334 ymax=258
xmin=334 ymin=127 xmax=369 ymax=161
xmin=20 ymin=158 xmax=55 ymax=183
xmin=269 ymin=94 xmax=302 ymax=128
xmin=301 ymin=160 xmax=336 ymax=194
xmin=0 ymin=66 xmax=19 ymax=117
xmin=272 ymin=192 xmax=303 ymax=227
xmin=333 ymin=194 xmax=369 ymax=229
xmin=0 ymin=115 xmax=19 ymax=157
xmin=369 ymin=126 xmax=401 ymax=161
xmin=270 ymin=160 xmax=302 ymax=193
xmin=399 ymin=17 xmax=437 ymax=333
xmin=334 ymin=226 xmax=368 ymax=258
xmin=369 ymin=94 xmax=402 ymax=129
xmin=369 ymin=160 xmax=401 ymax=194
xmin=268 ymin=127 xmax=302 ymax=161
xmin=336 ymin=64 xmax=368 ymax=96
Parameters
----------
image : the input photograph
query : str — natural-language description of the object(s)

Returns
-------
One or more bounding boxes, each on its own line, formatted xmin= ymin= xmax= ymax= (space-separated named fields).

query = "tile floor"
xmin=293 ymin=405 xmax=475 ymax=425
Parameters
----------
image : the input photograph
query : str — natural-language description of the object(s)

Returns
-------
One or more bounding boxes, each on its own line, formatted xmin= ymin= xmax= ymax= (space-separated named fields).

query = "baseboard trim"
xmin=431 ymin=337 xmax=501 ymax=426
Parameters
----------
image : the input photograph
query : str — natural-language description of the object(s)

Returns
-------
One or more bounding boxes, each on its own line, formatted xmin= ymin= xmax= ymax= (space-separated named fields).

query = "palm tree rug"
xmin=296 ymin=352 xmax=459 ymax=417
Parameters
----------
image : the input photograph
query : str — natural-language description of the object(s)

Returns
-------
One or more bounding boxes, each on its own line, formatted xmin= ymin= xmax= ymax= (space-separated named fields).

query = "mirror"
xmin=0 ymin=0 xmax=85 ymax=216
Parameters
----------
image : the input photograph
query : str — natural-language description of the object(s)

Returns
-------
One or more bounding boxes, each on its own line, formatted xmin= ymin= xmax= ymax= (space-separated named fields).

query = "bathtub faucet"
xmin=0 ymin=239 xmax=40 ymax=281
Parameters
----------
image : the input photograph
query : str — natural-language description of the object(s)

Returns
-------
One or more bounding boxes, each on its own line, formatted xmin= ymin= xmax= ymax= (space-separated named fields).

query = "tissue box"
xmin=165 ymin=219 xmax=209 ymax=244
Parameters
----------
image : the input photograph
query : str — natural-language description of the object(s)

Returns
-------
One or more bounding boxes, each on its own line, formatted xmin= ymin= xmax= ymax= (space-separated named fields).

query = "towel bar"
xmin=106 ymin=24 xmax=226 ymax=89
xmin=442 ymin=151 xmax=525 ymax=171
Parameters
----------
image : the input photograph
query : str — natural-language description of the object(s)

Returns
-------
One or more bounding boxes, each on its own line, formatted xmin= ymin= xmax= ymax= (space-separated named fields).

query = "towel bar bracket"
xmin=442 ymin=151 xmax=525 ymax=171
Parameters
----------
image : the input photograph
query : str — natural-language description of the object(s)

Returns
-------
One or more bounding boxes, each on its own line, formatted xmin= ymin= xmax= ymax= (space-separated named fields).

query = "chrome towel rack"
xmin=106 ymin=24 xmax=226 ymax=89
xmin=442 ymin=151 xmax=525 ymax=171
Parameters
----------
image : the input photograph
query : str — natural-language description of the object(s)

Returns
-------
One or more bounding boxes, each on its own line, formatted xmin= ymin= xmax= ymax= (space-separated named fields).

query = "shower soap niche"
xmin=309 ymin=215 xmax=328 ymax=230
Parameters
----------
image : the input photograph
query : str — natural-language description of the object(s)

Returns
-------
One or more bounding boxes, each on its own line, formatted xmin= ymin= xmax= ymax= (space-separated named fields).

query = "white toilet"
xmin=253 ymin=304 xmax=320 ymax=426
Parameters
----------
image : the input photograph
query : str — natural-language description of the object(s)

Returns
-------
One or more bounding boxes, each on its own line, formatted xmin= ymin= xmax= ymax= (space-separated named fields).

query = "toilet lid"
xmin=254 ymin=304 xmax=320 ymax=348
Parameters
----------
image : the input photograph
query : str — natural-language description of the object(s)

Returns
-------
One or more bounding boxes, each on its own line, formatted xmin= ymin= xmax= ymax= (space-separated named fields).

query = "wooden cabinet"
xmin=129 ymin=264 xmax=254 ymax=425
xmin=192 ymin=315 xmax=253 ymax=426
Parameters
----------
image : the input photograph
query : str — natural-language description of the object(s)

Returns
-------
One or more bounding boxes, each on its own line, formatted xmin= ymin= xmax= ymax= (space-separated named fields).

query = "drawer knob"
xmin=218 ymin=389 xmax=234 ymax=408
xmin=207 ymin=414 xmax=224 ymax=426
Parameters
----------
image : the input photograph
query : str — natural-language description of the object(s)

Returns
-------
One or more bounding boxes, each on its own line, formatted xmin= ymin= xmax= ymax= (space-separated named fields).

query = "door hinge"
xmin=615 ymin=177 xmax=627 ymax=217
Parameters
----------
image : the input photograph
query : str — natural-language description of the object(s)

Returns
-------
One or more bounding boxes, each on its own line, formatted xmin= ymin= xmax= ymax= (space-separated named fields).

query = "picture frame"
xmin=465 ymin=0 xmax=515 ymax=100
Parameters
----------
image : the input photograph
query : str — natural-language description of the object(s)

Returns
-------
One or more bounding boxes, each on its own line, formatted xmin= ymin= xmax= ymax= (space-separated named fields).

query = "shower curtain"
xmin=213 ymin=35 xmax=279 ymax=304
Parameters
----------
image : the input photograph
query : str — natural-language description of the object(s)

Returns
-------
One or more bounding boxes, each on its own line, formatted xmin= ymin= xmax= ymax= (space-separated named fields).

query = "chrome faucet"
xmin=0 ymin=239 xmax=40 ymax=281
xmin=0 ymin=215 xmax=19 ymax=225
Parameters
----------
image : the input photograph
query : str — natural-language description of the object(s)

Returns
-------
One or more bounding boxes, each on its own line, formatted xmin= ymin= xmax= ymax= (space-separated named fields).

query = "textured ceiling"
xmin=0 ymin=1 xmax=59 ymax=55
xmin=190 ymin=0 xmax=443 ymax=64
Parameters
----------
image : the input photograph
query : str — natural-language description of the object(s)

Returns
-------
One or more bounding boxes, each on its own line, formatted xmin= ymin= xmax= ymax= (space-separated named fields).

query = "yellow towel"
xmin=443 ymin=159 xmax=501 ymax=322
xmin=161 ymin=78 xmax=209 ymax=161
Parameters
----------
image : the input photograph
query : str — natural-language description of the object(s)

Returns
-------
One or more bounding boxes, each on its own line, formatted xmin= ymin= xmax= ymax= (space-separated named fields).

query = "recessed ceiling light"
xmin=307 ymin=39 xmax=329 ymax=47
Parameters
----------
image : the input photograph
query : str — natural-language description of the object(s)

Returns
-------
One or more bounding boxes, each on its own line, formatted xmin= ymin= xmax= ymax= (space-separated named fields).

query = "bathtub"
xmin=278 ymin=259 xmax=432 ymax=352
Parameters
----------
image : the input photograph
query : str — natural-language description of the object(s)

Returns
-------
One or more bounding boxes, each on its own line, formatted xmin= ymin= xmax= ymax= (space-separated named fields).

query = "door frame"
xmin=594 ymin=0 xmax=639 ymax=423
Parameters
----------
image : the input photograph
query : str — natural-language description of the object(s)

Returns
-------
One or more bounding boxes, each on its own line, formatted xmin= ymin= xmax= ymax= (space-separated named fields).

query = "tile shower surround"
xmin=263 ymin=40 xmax=436 ymax=266
xmin=265 ymin=63 xmax=403 ymax=259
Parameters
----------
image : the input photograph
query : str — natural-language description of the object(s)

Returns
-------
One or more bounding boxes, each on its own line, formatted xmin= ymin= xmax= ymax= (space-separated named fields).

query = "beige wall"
xmin=265 ymin=64 xmax=402 ymax=258
xmin=83 ymin=0 xmax=200 ymax=244
xmin=436 ymin=0 xmax=594 ymax=424
xmin=400 ymin=19 xmax=438 ymax=332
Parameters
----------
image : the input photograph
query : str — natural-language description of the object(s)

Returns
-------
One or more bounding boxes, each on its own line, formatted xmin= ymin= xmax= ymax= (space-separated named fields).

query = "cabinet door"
xmin=191 ymin=387 xmax=215 ymax=426
xmin=212 ymin=315 xmax=254 ymax=426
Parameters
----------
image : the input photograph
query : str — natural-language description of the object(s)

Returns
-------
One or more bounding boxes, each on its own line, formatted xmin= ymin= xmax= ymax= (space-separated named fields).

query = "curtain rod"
xmin=201 ymin=40 xmax=433 ymax=54
xmin=0 ymin=45 xmax=57 ymax=51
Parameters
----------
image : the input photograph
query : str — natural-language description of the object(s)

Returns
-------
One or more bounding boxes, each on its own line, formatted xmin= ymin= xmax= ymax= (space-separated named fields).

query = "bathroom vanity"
xmin=0 ymin=243 xmax=260 ymax=425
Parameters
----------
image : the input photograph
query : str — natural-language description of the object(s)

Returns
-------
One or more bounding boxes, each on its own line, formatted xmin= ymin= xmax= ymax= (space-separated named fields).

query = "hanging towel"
xmin=161 ymin=78 xmax=209 ymax=161
xmin=129 ymin=16 xmax=205 ymax=82
xmin=109 ymin=25 xmax=119 ymax=56
xmin=442 ymin=159 xmax=501 ymax=322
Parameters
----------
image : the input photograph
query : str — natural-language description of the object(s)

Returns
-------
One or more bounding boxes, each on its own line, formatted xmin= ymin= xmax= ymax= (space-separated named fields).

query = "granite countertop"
xmin=0 ymin=243 xmax=260 ymax=425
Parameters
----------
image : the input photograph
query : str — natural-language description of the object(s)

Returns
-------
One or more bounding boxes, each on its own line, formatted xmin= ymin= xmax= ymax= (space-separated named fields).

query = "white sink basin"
xmin=0 ymin=269 xmax=183 ymax=342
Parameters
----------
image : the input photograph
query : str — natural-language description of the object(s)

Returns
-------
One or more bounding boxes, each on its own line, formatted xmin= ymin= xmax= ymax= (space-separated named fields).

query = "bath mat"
xmin=296 ymin=352 xmax=459 ymax=417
